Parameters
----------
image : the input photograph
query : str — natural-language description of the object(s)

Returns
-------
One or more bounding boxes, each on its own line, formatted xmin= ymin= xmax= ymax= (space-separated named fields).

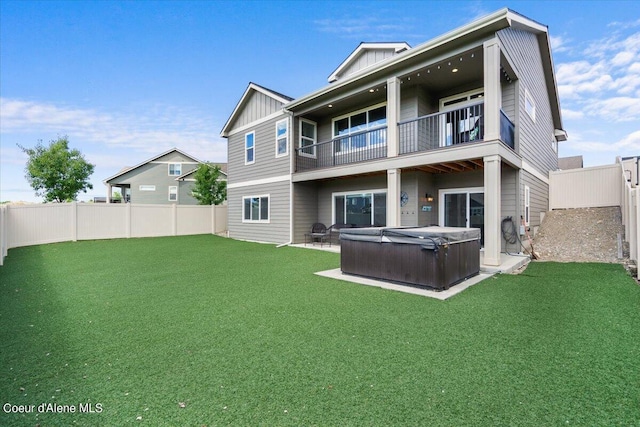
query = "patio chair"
xmin=329 ymin=223 xmax=352 ymax=245
xmin=305 ymin=223 xmax=331 ymax=247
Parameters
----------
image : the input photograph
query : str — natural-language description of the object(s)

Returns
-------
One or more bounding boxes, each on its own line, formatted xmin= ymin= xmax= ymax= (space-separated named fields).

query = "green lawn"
xmin=1 ymin=235 xmax=639 ymax=426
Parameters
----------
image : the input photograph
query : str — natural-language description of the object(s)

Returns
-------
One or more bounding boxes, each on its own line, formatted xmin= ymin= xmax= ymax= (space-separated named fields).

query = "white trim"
xmin=139 ymin=185 xmax=156 ymax=191
xmin=245 ymin=131 xmax=255 ymax=165
xmin=275 ymin=118 xmax=289 ymax=158
xmin=168 ymin=163 xmax=182 ymax=176
xmin=104 ymin=148 xmax=202 ymax=183
xmin=439 ymin=88 xmax=484 ymax=111
xmin=226 ymin=111 xmax=286 ymax=137
xmin=228 ymin=174 xmax=290 ymax=189
xmin=331 ymin=188 xmax=387 ymax=225
xmin=332 ymin=102 xmax=387 ymax=154
xmin=524 ymin=88 xmax=536 ymax=122
xmin=242 ymin=194 xmax=270 ymax=223
xmin=438 ymin=187 xmax=484 ymax=228
xmin=328 ymin=42 xmax=411 ymax=83
xmin=168 ymin=186 xmax=178 ymax=202
xmin=521 ymin=160 xmax=550 ymax=184
xmin=299 ymin=118 xmax=317 ymax=159
xmin=524 ymin=185 xmax=530 ymax=226
xmin=150 ymin=161 xmax=199 ymax=165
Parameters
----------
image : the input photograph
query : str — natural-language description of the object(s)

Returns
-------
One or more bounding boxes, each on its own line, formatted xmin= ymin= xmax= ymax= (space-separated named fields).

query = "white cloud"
xmin=563 ymin=130 xmax=640 ymax=153
xmin=561 ymin=108 xmax=584 ymax=120
xmin=0 ymin=98 xmax=226 ymax=162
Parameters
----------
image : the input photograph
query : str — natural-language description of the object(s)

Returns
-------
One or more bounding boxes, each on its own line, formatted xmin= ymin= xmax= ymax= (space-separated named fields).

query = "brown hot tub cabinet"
xmin=340 ymin=226 xmax=481 ymax=291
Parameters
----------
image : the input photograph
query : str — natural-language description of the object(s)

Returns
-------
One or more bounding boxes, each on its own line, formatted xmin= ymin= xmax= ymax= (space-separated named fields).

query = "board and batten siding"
xmin=498 ymin=28 xmax=557 ymax=175
xmin=338 ymin=48 xmax=397 ymax=80
xmin=232 ymin=90 xmax=286 ymax=130
xmin=227 ymin=181 xmax=290 ymax=244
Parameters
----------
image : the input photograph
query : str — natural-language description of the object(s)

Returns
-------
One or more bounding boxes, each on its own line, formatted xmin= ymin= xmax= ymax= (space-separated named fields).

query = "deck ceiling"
xmin=412 ymin=158 xmax=485 ymax=174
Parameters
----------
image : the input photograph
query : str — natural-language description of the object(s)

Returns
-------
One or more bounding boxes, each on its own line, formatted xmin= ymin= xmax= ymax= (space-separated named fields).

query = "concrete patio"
xmin=291 ymin=242 xmax=530 ymax=300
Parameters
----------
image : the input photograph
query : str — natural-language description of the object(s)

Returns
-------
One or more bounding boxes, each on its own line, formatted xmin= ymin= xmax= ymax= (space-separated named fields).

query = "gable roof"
xmin=286 ymin=8 xmax=564 ymax=133
xmin=103 ymin=148 xmax=203 ymax=184
xmin=175 ymin=163 xmax=228 ymax=181
xmin=220 ymin=82 xmax=293 ymax=137
xmin=328 ymin=42 xmax=411 ymax=83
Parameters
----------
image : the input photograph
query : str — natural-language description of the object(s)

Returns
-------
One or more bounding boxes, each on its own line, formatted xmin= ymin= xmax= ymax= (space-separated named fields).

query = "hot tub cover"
xmin=340 ymin=226 xmax=480 ymax=249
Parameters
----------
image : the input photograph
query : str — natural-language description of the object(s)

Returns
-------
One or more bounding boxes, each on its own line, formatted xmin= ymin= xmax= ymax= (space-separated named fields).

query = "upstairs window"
xmin=243 ymin=195 xmax=269 ymax=222
xmin=275 ymin=119 xmax=288 ymax=157
xmin=245 ymin=131 xmax=255 ymax=165
xmin=333 ymin=104 xmax=387 ymax=152
xmin=299 ymin=119 xmax=317 ymax=158
xmin=525 ymin=89 xmax=536 ymax=122
xmin=168 ymin=163 xmax=182 ymax=176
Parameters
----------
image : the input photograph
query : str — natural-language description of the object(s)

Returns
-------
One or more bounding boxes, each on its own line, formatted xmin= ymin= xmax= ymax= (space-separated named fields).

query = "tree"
xmin=19 ymin=136 xmax=95 ymax=203
xmin=191 ymin=163 xmax=227 ymax=205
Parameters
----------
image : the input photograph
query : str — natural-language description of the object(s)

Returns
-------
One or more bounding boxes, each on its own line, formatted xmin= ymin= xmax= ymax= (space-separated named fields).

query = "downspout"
xmin=277 ymin=107 xmax=295 ymax=248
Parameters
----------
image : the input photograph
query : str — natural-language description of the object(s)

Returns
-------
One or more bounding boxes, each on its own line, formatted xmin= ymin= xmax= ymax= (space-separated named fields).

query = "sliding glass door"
xmin=440 ymin=188 xmax=484 ymax=244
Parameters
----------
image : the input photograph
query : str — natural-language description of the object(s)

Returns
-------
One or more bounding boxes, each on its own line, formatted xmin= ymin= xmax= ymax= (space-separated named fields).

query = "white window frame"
xmin=525 ymin=88 xmax=536 ymax=122
xmin=139 ymin=185 xmax=156 ymax=191
xmin=438 ymin=186 xmax=485 ymax=228
xmin=245 ymin=131 xmax=255 ymax=165
xmin=551 ymin=133 xmax=558 ymax=153
xmin=168 ymin=163 xmax=182 ymax=176
xmin=439 ymin=88 xmax=484 ymax=147
xmin=168 ymin=186 xmax=178 ymax=202
xmin=524 ymin=185 xmax=530 ymax=226
xmin=299 ymin=118 xmax=317 ymax=159
xmin=331 ymin=188 xmax=387 ymax=226
xmin=275 ymin=118 xmax=288 ymax=158
xmin=331 ymin=102 xmax=387 ymax=154
xmin=242 ymin=194 xmax=270 ymax=223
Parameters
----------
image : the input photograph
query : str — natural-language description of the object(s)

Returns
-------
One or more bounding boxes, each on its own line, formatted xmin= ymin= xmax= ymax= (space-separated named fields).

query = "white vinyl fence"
xmin=0 ymin=203 xmax=227 ymax=266
xmin=549 ymin=160 xmax=640 ymax=269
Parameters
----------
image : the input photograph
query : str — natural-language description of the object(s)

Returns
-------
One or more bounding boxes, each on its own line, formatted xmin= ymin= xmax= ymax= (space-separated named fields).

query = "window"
xmin=525 ymin=89 xmax=536 ymax=122
xmin=333 ymin=189 xmax=387 ymax=227
xmin=275 ymin=119 xmax=288 ymax=157
xmin=299 ymin=119 xmax=317 ymax=158
xmin=139 ymin=185 xmax=156 ymax=191
xmin=245 ymin=131 xmax=255 ymax=165
xmin=168 ymin=163 xmax=182 ymax=176
xmin=333 ymin=104 xmax=387 ymax=152
xmin=439 ymin=89 xmax=484 ymax=146
xmin=169 ymin=186 xmax=178 ymax=202
xmin=524 ymin=185 xmax=530 ymax=226
xmin=243 ymin=195 xmax=269 ymax=222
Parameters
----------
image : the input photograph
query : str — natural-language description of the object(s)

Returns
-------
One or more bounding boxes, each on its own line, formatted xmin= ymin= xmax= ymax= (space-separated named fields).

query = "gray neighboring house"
xmin=103 ymin=148 xmax=227 ymax=205
xmin=220 ymin=8 xmax=567 ymax=267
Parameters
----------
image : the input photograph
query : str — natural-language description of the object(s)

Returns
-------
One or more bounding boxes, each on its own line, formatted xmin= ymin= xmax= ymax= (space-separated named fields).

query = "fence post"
xmin=71 ymin=202 xmax=78 ymax=242
xmin=635 ymin=188 xmax=640 ymax=263
xmin=172 ymin=204 xmax=177 ymax=236
xmin=211 ymin=205 xmax=215 ymax=235
xmin=126 ymin=203 xmax=131 ymax=238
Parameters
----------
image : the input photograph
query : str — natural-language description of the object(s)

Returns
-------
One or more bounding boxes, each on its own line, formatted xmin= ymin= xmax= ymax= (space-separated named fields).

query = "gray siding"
xmin=293 ymin=182 xmax=318 ymax=243
xmin=178 ymin=181 xmax=199 ymax=205
xmin=316 ymin=174 xmax=388 ymax=226
xmin=233 ymin=91 xmax=285 ymax=129
xmin=339 ymin=49 xmax=396 ymax=80
xmin=498 ymin=28 xmax=558 ymax=174
xmin=227 ymin=113 xmax=290 ymax=185
xmin=227 ymin=181 xmax=290 ymax=244
xmin=521 ymin=170 xmax=548 ymax=236
xmin=501 ymin=80 xmax=516 ymax=120
xmin=108 ymin=152 xmax=199 ymax=205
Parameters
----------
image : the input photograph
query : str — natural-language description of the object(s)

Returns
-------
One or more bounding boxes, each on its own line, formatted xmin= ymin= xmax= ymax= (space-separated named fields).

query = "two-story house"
xmin=104 ymin=148 xmax=227 ymax=205
xmin=221 ymin=8 xmax=567 ymax=267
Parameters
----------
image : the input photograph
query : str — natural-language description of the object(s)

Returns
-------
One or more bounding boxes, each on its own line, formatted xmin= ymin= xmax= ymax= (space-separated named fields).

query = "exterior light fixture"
xmin=452 ymin=68 xmax=458 ymax=73
xmin=426 ymin=193 xmax=434 ymax=202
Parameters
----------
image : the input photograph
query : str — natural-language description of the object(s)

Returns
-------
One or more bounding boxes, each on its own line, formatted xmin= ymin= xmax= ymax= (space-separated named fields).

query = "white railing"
xmin=0 ymin=202 xmax=228 ymax=266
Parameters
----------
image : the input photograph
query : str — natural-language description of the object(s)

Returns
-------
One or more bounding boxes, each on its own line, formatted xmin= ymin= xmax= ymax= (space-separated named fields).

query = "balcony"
xmin=294 ymin=103 xmax=515 ymax=173
xmin=295 ymin=127 xmax=388 ymax=172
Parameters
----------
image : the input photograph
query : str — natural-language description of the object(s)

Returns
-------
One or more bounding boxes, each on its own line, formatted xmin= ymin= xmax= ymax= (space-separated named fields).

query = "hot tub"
xmin=340 ymin=226 xmax=481 ymax=291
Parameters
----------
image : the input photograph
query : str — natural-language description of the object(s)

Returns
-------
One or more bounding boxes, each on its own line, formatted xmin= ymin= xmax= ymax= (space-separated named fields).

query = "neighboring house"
xmin=558 ymin=156 xmax=584 ymax=170
xmin=220 ymin=8 xmax=567 ymax=267
xmin=103 ymin=148 xmax=227 ymax=205
xmin=621 ymin=156 xmax=640 ymax=187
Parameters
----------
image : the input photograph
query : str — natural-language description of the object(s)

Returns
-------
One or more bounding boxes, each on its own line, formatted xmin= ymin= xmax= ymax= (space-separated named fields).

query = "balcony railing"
xmin=295 ymin=127 xmax=388 ymax=172
xmin=399 ymin=102 xmax=484 ymax=155
xmin=294 ymin=103 xmax=516 ymax=173
xmin=500 ymin=109 xmax=515 ymax=149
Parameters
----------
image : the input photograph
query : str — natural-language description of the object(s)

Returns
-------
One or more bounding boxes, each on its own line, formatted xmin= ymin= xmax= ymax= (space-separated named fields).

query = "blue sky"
xmin=1 ymin=0 xmax=639 ymax=202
